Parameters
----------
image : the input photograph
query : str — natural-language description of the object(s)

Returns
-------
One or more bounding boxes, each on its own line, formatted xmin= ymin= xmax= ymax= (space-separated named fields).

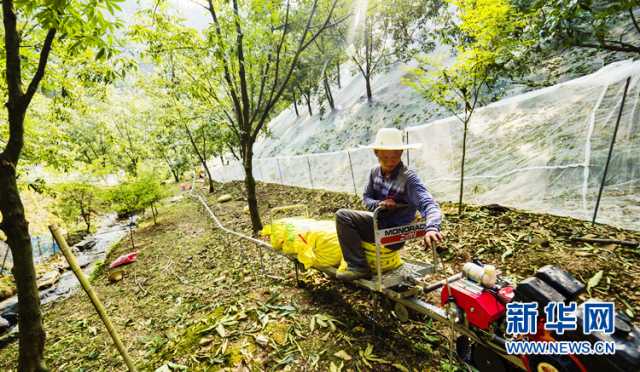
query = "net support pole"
xmin=593 ymin=76 xmax=631 ymax=225
xmin=347 ymin=151 xmax=358 ymax=196
xmin=276 ymin=158 xmax=284 ymax=185
xmin=49 ymin=225 xmax=138 ymax=372
xmin=256 ymin=159 xmax=263 ymax=181
xmin=306 ymin=157 xmax=314 ymax=189
xmin=405 ymin=131 xmax=411 ymax=167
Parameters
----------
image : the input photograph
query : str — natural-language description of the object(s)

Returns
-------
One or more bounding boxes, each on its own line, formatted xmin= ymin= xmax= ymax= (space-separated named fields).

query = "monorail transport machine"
xmin=193 ymin=194 xmax=640 ymax=372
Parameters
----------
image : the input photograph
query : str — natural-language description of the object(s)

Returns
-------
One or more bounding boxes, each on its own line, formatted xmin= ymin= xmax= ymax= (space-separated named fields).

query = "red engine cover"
xmin=441 ymin=279 xmax=506 ymax=330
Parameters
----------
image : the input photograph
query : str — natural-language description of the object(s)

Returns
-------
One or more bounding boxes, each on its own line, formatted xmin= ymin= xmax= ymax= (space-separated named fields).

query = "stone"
xmin=37 ymin=270 xmax=61 ymax=290
xmin=75 ymin=240 xmax=97 ymax=252
xmin=217 ymin=194 xmax=233 ymax=203
xmin=0 ymin=316 xmax=9 ymax=333
xmin=108 ymin=271 xmax=123 ymax=283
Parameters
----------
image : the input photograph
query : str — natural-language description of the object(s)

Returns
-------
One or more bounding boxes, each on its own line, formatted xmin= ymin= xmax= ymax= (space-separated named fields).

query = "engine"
xmin=440 ymin=262 xmax=640 ymax=372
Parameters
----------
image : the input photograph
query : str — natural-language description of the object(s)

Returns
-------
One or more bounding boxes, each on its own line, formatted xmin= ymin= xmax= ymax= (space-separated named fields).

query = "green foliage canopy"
xmin=107 ymin=172 xmax=167 ymax=217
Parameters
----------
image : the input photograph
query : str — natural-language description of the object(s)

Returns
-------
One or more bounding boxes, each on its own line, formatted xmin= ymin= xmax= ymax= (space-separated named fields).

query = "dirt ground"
xmin=0 ymin=180 xmax=638 ymax=371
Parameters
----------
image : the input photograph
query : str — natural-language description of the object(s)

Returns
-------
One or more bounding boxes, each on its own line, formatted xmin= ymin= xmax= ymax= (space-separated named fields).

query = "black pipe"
xmin=593 ymin=77 xmax=631 ymax=224
xmin=490 ymin=333 xmax=507 ymax=348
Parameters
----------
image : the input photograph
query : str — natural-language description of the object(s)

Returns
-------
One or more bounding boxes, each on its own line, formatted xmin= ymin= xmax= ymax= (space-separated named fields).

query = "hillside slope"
xmin=254 ymin=46 xmax=635 ymax=157
xmin=1 ymin=182 xmax=637 ymax=370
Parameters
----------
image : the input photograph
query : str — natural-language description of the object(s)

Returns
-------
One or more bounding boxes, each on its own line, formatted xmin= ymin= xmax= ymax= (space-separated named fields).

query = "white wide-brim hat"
xmin=360 ymin=127 xmax=422 ymax=150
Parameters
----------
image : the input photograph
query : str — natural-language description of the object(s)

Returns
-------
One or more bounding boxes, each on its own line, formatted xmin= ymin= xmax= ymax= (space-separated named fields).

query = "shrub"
xmin=52 ymin=182 xmax=104 ymax=233
xmin=107 ymin=172 xmax=167 ymax=224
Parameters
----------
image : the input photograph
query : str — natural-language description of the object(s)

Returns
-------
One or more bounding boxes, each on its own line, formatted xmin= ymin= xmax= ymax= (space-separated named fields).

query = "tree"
xmin=0 ymin=1 xmax=121 ymax=369
xmin=313 ymin=31 xmax=346 ymax=112
xmin=291 ymin=56 xmax=323 ymax=116
xmin=130 ymin=7 xmax=239 ymax=193
xmin=196 ymin=0 xmax=342 ymax=232
xmin=152 ymin=125 xmax=193 ymax=183
xmin=404 ymin=0 xmax=528 ymax=215
xmin=182 ymin=117 xmax=221 ymax=193
xmin=517 ymin=0 xmax=640 ymax=55
xmin=348 ymin=0 xmax=441 ymax=101
xmin=53 ymin=182 xmax=103 ymax=234
xmin=107 ymin=172 xmax=167 ymax=225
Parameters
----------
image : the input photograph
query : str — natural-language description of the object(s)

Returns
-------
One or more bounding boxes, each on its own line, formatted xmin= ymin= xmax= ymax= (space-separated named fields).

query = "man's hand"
xmin=423 ymin=230 xmax=444 ymax=249
xmin=378 ymin=198 xmax=397 ymax=209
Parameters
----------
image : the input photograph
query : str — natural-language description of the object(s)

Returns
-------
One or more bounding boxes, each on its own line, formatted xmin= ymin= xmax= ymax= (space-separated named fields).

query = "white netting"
xmin=210 ymin=60 xmax=640 ymax=231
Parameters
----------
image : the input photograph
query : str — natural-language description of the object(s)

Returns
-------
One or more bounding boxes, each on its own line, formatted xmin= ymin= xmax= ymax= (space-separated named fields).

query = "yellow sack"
xmin=337 ymin=242 xmax=403 ymax=274
xmin=297 ymin=228 xmax=342 ymax=269
xmin=260 ymin=221 xmax=290 ymax=250
xmin=261 ymin=218 xmax=335 ymax=257
xmin=362 ymin=242 xmax=403 ymax=272
xmin=262 ymin=218 xmax=403 ymax=272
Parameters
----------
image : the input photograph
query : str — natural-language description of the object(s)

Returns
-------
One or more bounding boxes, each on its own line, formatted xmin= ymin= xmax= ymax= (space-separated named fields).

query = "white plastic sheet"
xmin=211 ymin=60 xmax=640 ymax=231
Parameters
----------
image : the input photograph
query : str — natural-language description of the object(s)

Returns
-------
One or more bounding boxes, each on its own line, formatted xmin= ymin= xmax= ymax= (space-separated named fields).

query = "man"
xmin=336 ymin=127 xmax=444 ymax=281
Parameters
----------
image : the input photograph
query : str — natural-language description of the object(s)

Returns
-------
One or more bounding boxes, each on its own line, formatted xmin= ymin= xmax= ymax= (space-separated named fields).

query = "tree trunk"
xmin=241 ymin=143 xmax=262 ymax=232
xmin=170 ymin=168 xmax=180 ymax=183
xmin=365 ymin=74 xmax=372 ymax=101
xmin=161 ymin=151 xmax=180 ymax=183
xmin=324 ymin=72 xmax=335 ymax=111
xmin=201 ymin=133 xmax=215 ymax=193
xmin=304 ymin=93 xmax=312 ymax=116
xmin=129 ymin=157 xmax=138 ymax=177
xmin=458 ymin=118 xmax=469 ymax=216
xmin=0 ymin=163 xmax=46 ymax=372
xmin=151 ymin=203 xmax=157 ymax=225
xmin=292 ymin=89 xmax=300 ymax=117
xmin=203 ymin=162 xmax=215 ymax=193
xmin=336 ymin=61 xmax=341 ymax=88
xmin=184 ymin=124 xmax=215 ymax=193
xmin=0 ymin=3 xmax=55 ymax=368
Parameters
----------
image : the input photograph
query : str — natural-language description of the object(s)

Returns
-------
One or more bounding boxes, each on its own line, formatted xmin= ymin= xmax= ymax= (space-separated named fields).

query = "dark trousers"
xmin=336 ymin=209 xmax=375 ymax=271
xmin=336 ymin=209 xmax=406 ymax=271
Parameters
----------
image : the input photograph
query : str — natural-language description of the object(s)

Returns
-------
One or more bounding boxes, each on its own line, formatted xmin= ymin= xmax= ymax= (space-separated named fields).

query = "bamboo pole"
xmin=593 ymin=77 xmax=631 ymax=224
xmin=49 ymin=225 xmax=137 ymax=372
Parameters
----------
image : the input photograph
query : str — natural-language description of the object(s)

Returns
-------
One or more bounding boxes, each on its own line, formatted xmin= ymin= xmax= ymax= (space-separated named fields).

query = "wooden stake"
xmin=49 ymin=225 xmax=137 ymax=372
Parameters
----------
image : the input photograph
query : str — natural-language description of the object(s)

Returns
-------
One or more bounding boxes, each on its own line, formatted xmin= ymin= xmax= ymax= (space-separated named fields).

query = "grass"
xmin=0 ymin=180 xmax=638 ymax=371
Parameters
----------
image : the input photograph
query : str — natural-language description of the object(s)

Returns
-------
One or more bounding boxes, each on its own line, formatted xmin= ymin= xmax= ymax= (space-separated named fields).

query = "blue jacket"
xmin=363 ymin=162 xmax=442 ymax=232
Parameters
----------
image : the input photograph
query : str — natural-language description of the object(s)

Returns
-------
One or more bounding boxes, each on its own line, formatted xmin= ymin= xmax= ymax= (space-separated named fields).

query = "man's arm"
xmin=406 ymin=171 xmax=442 ymax=231
xmin=363 ymin=168 xmax=379 ymax=211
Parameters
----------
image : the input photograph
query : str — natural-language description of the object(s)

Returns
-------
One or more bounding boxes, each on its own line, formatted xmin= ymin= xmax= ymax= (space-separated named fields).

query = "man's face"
xmin=375 ymin=149 xmax=403 ymax=173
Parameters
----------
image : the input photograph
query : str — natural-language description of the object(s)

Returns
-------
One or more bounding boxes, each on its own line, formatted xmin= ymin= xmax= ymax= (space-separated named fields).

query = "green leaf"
xmin=329 ymin=361 xmax=343 ymax=372
xmin=309 ymin=316 xmax=316 ymax=332
xmin=334 ymin=350 xmax=352 ymax=361
xmin=501 ymin=247 xmax=514 ymax=262
xmin=95 ymin=48 xmax=105 ymax=60
xmin=393 ymin=363 xmax=409 ymax=372
xmin=586 ymin=270 xmax=603 ymax=294
xmin=216 ymin=323 xmax=226 ymax=338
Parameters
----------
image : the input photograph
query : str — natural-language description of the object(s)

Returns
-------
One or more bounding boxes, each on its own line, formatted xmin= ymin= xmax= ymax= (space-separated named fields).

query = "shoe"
xmin=336 ymin=268 xmax=372 ymax=281
xmin=435 ymin=245 xmax=448 ymax=254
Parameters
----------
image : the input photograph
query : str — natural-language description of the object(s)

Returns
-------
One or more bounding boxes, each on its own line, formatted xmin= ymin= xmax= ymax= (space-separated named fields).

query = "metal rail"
xmin=189 ymin=193 xmax=526 ymax=371
xmin=192 ymin=193 xmax=273 ymax=250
